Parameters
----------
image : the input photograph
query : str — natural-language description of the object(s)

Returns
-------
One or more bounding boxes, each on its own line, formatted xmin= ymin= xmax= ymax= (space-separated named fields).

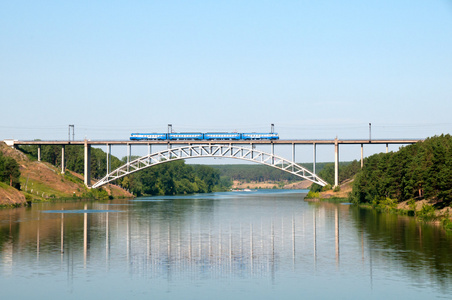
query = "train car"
xmin=203 ymin=132 xmax=241 ymax=140
xmin=241 ymin=132 xmax=279 ymax=140
xmin=130 ymin=133 xmax=167 ymax=140
xmin=168 ymin=132 xmax=204 ymax=140
xmin=130 ymin=131 xmax=280 ymax=141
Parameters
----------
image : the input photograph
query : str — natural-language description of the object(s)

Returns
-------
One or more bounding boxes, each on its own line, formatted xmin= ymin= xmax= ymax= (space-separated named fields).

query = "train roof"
xmin=131 ymin=132 xmax=278 ymax=135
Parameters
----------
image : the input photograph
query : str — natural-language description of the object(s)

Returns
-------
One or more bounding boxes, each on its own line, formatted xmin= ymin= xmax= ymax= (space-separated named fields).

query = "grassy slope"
xmin=0 ymin=181 xmax=26 ymax=206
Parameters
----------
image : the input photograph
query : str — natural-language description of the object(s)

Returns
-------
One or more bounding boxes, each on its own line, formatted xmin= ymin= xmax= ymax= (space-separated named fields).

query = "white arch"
xmin=92 ymin=144 xmax=328 ymax=188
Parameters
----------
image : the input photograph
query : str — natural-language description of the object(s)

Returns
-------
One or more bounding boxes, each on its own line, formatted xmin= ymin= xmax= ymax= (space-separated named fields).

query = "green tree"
xmin=0 ymin=153 xmax=21 ymax=189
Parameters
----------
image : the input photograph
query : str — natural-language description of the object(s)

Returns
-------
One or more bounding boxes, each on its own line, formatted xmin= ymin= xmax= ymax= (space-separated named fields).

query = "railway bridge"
xmin=4 ymin=138 xmax=421 ymax=188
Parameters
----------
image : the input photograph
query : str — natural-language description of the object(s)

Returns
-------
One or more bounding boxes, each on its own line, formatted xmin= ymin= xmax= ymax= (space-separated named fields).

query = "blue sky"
xmin=1 ymin=1 xmax=451 ymax=161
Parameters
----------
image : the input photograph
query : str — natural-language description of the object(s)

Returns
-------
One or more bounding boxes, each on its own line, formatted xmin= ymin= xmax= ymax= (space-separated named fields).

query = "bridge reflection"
xmin=0 ymin=197 xmax=361 ymax=287
xmin=43 ymin=202 xmax=346 ymax=280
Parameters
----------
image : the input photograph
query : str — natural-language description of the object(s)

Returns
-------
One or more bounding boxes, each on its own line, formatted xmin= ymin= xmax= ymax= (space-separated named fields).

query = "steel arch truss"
xmin=92 ymin=144 xmax=328 ymax=188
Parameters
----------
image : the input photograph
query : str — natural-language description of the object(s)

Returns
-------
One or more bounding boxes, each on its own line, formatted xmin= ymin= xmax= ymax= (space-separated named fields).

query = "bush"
xmin=305 ymin=191 xmax=320 ymax=199
xmin=371 ymin=197 xmax=398 ymax=213
xmin=417 ymin=204 xmax=436 ymax=220
xmin=322 ymin=184 xmax=332 ymax=192
xmin=441 ymin=218 xmax=452 ymax=231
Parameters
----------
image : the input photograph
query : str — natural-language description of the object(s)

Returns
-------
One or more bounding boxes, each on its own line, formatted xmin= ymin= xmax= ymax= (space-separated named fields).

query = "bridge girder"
xmin=91 ymin=144 xmax=328 ymax=189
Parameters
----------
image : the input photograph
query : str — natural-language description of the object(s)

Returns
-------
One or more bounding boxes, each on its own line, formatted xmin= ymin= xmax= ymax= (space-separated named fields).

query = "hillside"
xmin=0 ymin=182 xmax=26 ymax=206
xmin=231 ymin=179 xmax=312 ymax=190
xmin=0 ymin=142 xmax=133 ymax=206
xmin=351 ymin=134 xmax=452 ymax=206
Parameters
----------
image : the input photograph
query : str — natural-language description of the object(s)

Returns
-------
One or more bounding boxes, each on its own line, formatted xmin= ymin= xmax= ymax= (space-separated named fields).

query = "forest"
xmin=120 ymin=160 xmax=231 ymax=196
xmin=350 ymin=134 xmax=452 ymax=206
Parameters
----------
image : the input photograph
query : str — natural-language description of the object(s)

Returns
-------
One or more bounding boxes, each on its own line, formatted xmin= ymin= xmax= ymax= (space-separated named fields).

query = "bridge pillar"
xmin=292 ymin=143 xmax=295 ymax=172
xmin=271 ymin=142 xmax=274 ymax=165
xmin=361 ymin=144 xmax=363 ymax=168
xmin=84 ymin=140 xmax=91 ymax=187
xmin=148 ymin=144 xmax=152 ymax=164
xmin=106 ymin=144 xmax=111 ymax=174
xmin=127 ymin=143 xmax=131 ymax=172
xmin=313 ymin=143 xmax=316 ymax=174
xmin=334 ymin=139 xmax=339 ymax=187
xmin=61 ymin=146 xmax=65 ymax=174
xmin=386 ymin=143 xmax=389 ymax=153
xmin=38 ymin=145 xmax=41 ymax=162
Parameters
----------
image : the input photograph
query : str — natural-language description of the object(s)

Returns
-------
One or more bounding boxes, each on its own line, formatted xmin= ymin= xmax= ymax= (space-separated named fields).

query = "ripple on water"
xmin=41 ymin=209 xmax=123 ymax=214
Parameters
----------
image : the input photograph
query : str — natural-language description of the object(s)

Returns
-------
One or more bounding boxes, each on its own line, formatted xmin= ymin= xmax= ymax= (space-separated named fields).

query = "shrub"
xmin=417 ymin=204 xmax=436 ymax=220
xmin=306 ymin=191 xmax=320 ymax=199
xmin=322 ymin=184 xmax=332 ymax=192
xmin=372 ymin=197 xmax=398 ymax=213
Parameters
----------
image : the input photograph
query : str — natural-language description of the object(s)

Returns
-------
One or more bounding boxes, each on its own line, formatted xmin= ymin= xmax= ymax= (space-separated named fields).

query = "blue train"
xmin=130 ymin=132 xmax=279 ymax=141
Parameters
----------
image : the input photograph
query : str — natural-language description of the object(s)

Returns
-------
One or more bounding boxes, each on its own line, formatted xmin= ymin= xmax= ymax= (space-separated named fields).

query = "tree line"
xmin=121 ymin=160 xmax=231 ymax=196
xmin=350 ymin=134 xmax=452 ymax=206
xmin=211 ymin=162 xmax=332 ymax=183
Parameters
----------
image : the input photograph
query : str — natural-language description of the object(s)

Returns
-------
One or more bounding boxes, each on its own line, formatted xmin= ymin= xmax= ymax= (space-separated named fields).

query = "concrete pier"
xmin=361 ymin=144 xmax=364 ymax=168
xmin=127 ymin=143 xmax=131 ymax=172
xmin=61 ymin=146 xmax=65 ymax=174
xmin=334 ymin=139 xmax=339 ymax=187
xmin=106 ymin=144 xmax=111 ymax=174
xmin=84 ymin=141 xmax=91 ymax=187
xmin=313 ymin=143 xmax=316 ymax=175
xmin=271 ymin=142 xmax=274 ymax=164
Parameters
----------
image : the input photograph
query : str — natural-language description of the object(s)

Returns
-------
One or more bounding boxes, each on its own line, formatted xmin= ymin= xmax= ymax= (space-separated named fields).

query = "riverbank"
xmin=231 ymin=180 xmax=312 ymax=190
xmin=0 ymin=142 xmax=133 ymax=206
xmin=306 ymin=177 xmax=452 ymax=231
xmin=305 ymin=179 xmax=353 ymax=201
xmin=365 ymin=197 xmax=452 ymax=230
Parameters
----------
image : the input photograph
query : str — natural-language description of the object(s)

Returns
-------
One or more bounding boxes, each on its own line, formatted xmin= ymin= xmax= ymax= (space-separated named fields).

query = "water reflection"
xmin=0 ymin=191 xmax=451 ymax=299
xmin=0 ymin=195 xmax=342 ymax=277
xmin=351 ymin=207 xmax=452 ymax=292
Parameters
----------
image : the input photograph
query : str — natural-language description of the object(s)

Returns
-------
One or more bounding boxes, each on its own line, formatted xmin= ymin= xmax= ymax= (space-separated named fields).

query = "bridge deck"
xmin=7 ymin=139 xmax=422 ymax=146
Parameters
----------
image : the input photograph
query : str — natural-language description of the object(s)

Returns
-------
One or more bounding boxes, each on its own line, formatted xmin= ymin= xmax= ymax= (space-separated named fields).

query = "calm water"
xmin=1 ymin=190 xmax=452 ymax=299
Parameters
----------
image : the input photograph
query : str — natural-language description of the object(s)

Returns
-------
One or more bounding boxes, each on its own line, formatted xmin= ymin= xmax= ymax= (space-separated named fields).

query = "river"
xmin=0 ymin=190 xmax=451 ymax=299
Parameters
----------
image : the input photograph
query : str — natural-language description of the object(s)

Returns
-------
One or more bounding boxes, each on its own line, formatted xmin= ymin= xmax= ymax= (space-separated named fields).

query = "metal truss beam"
xmin=92 ymin=144 xmax=328 ymax=188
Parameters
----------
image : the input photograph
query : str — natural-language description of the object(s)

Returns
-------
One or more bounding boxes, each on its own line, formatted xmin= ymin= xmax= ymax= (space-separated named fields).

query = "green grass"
xmin=20 ymin=177 xmax=68 ymax=199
